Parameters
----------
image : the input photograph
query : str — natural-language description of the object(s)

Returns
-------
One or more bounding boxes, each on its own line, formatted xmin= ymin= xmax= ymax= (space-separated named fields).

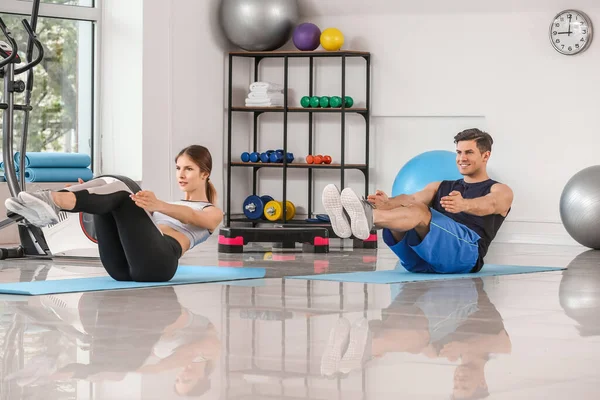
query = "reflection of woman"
xmin=47 ymin=287 xmax=183 ymax=381
xmin=138 ymin=307 xmax=221 ymax=396
xmin=6 ymin=287 xmax=220 ymax=397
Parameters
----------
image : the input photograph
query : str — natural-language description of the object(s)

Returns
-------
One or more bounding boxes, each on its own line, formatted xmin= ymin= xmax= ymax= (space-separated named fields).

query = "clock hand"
xmin=568 ymin=15 xmax=572 ymax=36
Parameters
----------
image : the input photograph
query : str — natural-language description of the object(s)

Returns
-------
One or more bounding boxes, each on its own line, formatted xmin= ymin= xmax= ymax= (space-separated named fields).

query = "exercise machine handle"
xmin=0 ymin=17 xmax=18 ymax=68
xmin=15 ymin=20 xmax=44 ymax=75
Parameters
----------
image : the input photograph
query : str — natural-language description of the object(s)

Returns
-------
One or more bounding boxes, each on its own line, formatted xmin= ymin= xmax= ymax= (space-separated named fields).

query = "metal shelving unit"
xmin=221 ymin=50 xmax=372 ymax=251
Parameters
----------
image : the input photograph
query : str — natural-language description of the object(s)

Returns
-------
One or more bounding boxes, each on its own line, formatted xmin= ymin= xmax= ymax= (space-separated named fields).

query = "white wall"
xmin=141 ymin=0 xmax=227 ymax=203
xmin=99 ymin=0 xmax=143 ymax=180
xmin=228 ymin=2 xmax=600 ymax=245
xmin=101 ymin=0 xmax=599 ymax=243
xmin=101 ymin=0 xmax=226 ymax=202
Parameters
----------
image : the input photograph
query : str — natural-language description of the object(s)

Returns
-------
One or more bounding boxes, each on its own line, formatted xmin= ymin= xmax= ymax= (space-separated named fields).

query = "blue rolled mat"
xmin=15 ymin=152 xmax=91 ymax=168
xmin=0 ymin=162 xmax=15 ymax=172
xmin=0 ymin=266 xmax=267 ymax=295
xmin=20 ymin=167 xmax=94 ymax=182
xmin=286 ymin=264 xmax=565 ymax=284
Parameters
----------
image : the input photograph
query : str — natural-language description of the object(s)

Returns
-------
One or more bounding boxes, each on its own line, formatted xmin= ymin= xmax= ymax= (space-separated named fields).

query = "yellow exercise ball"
xmin=320 ymin=28 xmax=344 ymax=51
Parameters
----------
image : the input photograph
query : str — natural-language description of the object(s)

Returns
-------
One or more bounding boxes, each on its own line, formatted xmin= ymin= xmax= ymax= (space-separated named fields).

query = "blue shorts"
xmin=383 ymin=208 xmax=480 ymax=274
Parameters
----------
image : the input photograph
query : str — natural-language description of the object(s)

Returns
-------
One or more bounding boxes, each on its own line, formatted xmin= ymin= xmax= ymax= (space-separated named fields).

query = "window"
xmin=0 ymin=0 xmax=100 ymax=157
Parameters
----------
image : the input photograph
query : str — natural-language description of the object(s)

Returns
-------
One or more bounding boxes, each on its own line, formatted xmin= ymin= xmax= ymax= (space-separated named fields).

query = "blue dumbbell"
xmin=241 ymin=152 xmax=251 ymax=162
xmin=269 ymin=152 xmax=283 ymax=163
xmin=249 ymin=152 xmax=260 ymax=163
xmin=260 ymin=152 xmax=270 ymax=163
xmin=286 ymin=153 xmax=294 ymax=163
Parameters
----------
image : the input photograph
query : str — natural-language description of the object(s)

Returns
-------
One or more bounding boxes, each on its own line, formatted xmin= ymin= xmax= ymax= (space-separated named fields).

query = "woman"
xmin=5 ymin=145 xmax=223 ymax=282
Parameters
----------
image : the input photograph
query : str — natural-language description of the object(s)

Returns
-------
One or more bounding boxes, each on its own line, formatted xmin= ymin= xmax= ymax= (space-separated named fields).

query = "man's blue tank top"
xmin=432 ymin=179 xmax=508 ymax=272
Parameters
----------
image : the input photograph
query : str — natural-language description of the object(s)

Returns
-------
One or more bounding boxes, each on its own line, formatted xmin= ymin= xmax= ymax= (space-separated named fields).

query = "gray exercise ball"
xmin=219 ymin=0 xmax=299 ymax=51
xmin=559 ymin=250 xmax=600 ymax=337
xmin=559 ymin=165 xmax=600 ymax=249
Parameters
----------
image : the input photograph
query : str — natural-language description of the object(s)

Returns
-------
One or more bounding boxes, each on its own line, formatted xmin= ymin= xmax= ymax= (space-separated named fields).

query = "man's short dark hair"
xmin=454 ymin=128 xmax=493 ymax=154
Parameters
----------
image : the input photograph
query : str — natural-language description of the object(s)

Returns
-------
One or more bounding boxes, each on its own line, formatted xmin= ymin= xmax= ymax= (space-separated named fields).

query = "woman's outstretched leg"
xmin=22 ymin=181 xmax=136 ymax=217
xmin=13 ymin=180 xmax=179 ymax=282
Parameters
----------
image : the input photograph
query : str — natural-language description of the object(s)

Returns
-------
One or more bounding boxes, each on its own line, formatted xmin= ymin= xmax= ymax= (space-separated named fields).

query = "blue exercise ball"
xmin=391 ymin=150 xmax=462 ymax=197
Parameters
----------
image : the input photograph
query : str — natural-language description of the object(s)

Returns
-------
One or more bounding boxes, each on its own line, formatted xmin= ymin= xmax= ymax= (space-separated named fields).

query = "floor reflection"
xmin=223 ymin=277 xmax=511 ymax=400
xmin=1 ymin=244 xmax=599 ymax=398
xmin=559 ymin=250 xmax=600 ymax=338
xmin=1 ymin=287 xmax=221 ymax=399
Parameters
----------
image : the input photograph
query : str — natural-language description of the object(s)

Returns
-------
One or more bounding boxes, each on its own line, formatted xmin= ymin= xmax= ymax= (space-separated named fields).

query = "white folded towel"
xmin=249 ymin=81 xmax=284 ymax=92
xmin=245 ymin=98 xmax=284 ymax=107
xmin=247 ymin=92 xmax=284 ymax=100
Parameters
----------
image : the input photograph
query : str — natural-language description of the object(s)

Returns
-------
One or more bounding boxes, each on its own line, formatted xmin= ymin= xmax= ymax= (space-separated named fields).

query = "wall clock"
xmin=549 ymin=10 xmax=593 ymax=55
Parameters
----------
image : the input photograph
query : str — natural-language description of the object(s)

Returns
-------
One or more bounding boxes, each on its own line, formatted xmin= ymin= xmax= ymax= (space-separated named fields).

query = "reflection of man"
xmin=5 ymin=287 xmax=220 ymax=397
xmin=321 ymin=279 xmax=511 ymax=399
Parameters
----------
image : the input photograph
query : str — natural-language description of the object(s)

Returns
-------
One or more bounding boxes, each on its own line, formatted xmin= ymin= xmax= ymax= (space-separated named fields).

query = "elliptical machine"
xmin=0 ymin=0 xmax=51 ymax=259
xmin=0 ymin=1 xmax=142 ymax=259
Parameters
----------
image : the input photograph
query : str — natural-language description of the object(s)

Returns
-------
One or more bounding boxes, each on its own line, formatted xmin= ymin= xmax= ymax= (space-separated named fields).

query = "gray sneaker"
xmin=4 ymin=197 xmax=48 ymax=227
xmin=17 ymin=190 xmax=60 ymax=225
xmin=340 ymin=188 xmax=374 ymax=240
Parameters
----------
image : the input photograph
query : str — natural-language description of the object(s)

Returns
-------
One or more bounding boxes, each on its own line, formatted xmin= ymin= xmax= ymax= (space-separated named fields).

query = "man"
xmin=322 ymin=128 xmax=513 ymax=274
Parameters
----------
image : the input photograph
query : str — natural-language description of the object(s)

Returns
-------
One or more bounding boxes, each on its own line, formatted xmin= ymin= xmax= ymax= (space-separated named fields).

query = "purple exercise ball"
xmin=293 ymin=23 xmax=321 ymax=51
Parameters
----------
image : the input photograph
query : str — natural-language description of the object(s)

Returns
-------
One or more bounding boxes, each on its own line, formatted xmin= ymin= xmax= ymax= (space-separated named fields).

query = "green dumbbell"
xmin=300 ymin=96 xmax=311 ymax=108
xmin=330 ymin=96 xmax=342 ymax=108
xmin=309 ymin=96 xmax=321 ymax=108
xmin=319 ymin=96 xmax=330 ymax=108
xmin=344 ymin=96 xmax=354 ymax=108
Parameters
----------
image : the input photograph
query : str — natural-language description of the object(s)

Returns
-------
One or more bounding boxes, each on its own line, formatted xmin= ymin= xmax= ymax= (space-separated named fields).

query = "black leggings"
xmin=62 ymin=287 xmax=182 ymax=378
xmin=66 ymin=180 xmax=182 ymax=282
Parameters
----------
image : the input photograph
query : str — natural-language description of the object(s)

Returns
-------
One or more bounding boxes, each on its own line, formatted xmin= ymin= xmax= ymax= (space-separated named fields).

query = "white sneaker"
xmin=18 ymin=190 xmax=60 ymax=225
xmin=320 ymin=317 xmax=351 ymax=377
xmin=338 ymin=317 xmax=371 ymax=374
xmin=340 ymin=188 xmax=374 ymax=240
xmin=322 ymin=184 xmax=352 ymax=238
xmin=4 ymin=197 xmax=47 ymax=227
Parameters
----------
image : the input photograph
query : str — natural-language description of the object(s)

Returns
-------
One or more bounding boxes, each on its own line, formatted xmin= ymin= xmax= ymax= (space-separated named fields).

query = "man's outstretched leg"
xmin=335 ymin=186 xmax=431 ymax=240
xmin=325 ymin=187 xmax=482 ymax=274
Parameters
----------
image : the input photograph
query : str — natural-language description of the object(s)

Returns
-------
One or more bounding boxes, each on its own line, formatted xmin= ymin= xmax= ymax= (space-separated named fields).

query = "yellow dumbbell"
xmin=264 ymin=200 xmax=296 ymax=221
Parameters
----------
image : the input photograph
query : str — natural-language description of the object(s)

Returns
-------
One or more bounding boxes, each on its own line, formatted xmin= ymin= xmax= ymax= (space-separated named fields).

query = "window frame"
xmin=0 ymin=1 xmax=100 ymax=22
xmin=0 ymin=0 xmax=102 ymax=170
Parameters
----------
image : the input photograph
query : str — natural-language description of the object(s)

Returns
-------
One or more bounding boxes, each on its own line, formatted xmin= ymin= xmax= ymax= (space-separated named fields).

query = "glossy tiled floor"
xmin=0 ymin=236 xmax=598 ymax=399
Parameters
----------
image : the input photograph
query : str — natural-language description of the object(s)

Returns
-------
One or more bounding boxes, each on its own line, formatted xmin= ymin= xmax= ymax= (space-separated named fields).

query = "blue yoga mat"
xmin=286 ymin=264 xmax=565 ymax=284
xmin=18 ymin=167 xmax=94 ymax=182
xmin=15 ymin=152 xmax=91 ymax=168
xmin=0 ymin=266 xmax=266 ymax=296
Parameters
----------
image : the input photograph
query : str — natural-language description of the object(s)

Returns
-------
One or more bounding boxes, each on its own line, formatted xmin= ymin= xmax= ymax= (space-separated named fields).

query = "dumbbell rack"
xmin=221 ymin=50 xmax=374 ymax=253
